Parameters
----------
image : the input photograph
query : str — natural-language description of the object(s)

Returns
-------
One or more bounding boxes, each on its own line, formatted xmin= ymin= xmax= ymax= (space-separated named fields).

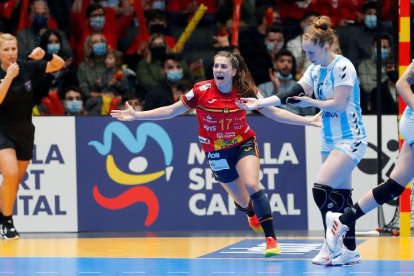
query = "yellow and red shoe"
xmin=247 ymin=215 xmax=263 ymax=233
xmin=264 ymin=236 xmax=282 ymax=257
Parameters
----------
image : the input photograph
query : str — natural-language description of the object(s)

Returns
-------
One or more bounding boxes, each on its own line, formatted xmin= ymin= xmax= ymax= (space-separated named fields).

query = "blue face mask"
xmin=90 ymin=16 xmax=105 ymax=29
xmin=32 ymin=15 xmax=48 ymax=31
xmin=151 ymin=0 xmax=165 ymax=10
xmin=373 ymin=48 xmax=389 ymax=61
xmin=65 ymin=100 xmax=83 ymax=114
xmin=266 ymin=42 xmax=274 ymax=51
xmin=47 ymin=43 xmax=60 ymax=54
xmin=133 ymin=18 xmax=139 ymax=27
xmin=166 ymin=69 xmax=183 ymax=82
xmin=276 ymin=71 xmax=293 ymax=80
xmin=101 ymin=0 xmax=119 ymax=7
xmin=364 ymin=15 xmax=377 ymax=29
xmin=92 ymin=42 xmax=107 ymax=56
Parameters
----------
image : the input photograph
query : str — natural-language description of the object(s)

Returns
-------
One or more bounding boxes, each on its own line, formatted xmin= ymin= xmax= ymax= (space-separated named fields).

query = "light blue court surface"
xmin=1 ymin=238 xmax=413 ymax=275
xmin=0 ymin=257 xmax=413 ymax=275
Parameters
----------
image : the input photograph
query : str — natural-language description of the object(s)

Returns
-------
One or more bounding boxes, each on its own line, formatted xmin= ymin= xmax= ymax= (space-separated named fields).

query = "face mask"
xmin=373 ymin=48 xmax=389 ymax=61
xmin=166 ymin=69 xmax=183 ymax=82
xmin=150 ymin=23 xmax=167 ymax=34
xmin=47 ymin=43 xmax=60 ymax=54
xmin=90 ymin=16 xmax=105 ymax=29
xmin=364 ymin=15 xmax=377 ymax=29
xmin=266 ymin=42 xmax=274 ymax=51
xmin=267 ymin=42 xmax=283 ymax=53
xmin=32 ymin=15 xmax=48 ymax=32
xmin=150 ymin=45 xmax=166 ymax=60
xmin=65 ymin=100 xmax=83 ymax=114
xmin=151 ymin=0 xmax=165 ymax=10
xmin=101 ymin=0 xmax=118 ymax=7
xmin=274 ymin=43 xmax=283 ymax=53
xmin=386 ymin=70 xmax=399 ymax=83
xmin=92 ymin=42 xmax=107 ymax=56
xmin=133 ymin=18 xmax=139 ymax=27
xmin=276 ymin=71 xmax=293 ymax=80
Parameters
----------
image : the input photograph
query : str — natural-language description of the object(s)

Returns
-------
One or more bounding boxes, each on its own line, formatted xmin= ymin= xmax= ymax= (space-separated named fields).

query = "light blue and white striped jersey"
xmin=403 ymin=106 xmax=414 ymax=118
xmin=400 ymin=106 xmax=414 ymax=146
xmin=301 ymin=55 xmax=367 ymax=144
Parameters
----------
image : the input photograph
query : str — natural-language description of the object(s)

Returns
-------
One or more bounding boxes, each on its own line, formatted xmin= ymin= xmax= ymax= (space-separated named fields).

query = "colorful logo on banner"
xmin=88 ymin=121 xmax=173 ymax=226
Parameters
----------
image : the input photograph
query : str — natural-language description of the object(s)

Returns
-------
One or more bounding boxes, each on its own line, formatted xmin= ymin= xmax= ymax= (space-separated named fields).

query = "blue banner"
xmin=76 ymin=116 xmax=308 ymax=232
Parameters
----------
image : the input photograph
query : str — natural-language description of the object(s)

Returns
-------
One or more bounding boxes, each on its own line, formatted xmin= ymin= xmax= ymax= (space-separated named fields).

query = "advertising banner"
xmin=11 ymin=117 xmax=78 ymax=232
xmin=77 ymin=116 xmax=308 ymax=232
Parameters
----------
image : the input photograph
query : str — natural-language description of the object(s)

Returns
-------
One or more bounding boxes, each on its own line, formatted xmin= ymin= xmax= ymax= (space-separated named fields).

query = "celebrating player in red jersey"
xmin=111 ymin=51 xmax=320 ymax=257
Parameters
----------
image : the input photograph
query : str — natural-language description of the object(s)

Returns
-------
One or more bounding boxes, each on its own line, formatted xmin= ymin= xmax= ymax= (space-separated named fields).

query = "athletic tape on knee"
xmin=372 ymin=178 xmax=406 ymax=205
xmin=250 ymin=190 xmax=272 ymax=220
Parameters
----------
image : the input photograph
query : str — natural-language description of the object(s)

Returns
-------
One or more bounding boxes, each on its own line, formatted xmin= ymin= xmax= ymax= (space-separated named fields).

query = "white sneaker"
xmin=332 ymin=247 xmax=361 ymax=265
xmin=326 ymin=211 xmax=349 ymax=253
xmin=311 ymin=239 xmax=342 ymax=266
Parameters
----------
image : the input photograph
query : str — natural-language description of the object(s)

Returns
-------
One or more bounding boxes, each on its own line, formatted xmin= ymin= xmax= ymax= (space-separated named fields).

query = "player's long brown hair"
xmin=214 ymin=51 xmax=257 ymax=97
xmin=302 ymin=15 xmax=342 ymax=54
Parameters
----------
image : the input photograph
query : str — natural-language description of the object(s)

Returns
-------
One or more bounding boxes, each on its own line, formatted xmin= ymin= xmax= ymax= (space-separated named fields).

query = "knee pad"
xmin=312 ymin=183 xmax=338 ymax=212
xmin=331 ymin=189 xmax=352 ymax=213
xmin=250 ymin=190 xmax=272 ymax=219
xmin=372 ymin=178 xmax=406 ymax=205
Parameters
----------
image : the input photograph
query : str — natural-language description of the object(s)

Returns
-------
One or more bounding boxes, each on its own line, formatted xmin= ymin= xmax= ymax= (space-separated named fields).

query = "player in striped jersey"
xmin=237 ymin=16 xmax=366 ymax=266
xmin=326 ymin=58 xmax=414 ymax=263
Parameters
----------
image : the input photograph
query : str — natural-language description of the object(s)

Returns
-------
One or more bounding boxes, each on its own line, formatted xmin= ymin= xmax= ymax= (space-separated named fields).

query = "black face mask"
xmin=32 ymin=15 xmax=48 ymax=33
xmin=149 ymin=24 xmax=167 ymax=34
xmin=150 ymin=45 xmax=166 ymax=60
xmin=386 ymin=70 xmax=399 ymax=83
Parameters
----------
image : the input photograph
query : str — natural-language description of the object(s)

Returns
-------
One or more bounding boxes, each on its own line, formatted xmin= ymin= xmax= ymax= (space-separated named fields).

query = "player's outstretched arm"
xmin=110 ymin=100 xmax=189 ymax=121
xmin=258 ymin=106 xmax=321 ymax=127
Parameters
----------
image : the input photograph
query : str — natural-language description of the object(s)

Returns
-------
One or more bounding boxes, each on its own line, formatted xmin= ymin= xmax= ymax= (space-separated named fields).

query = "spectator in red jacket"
xmin=70 ymin=0 xmax=133 ymax=64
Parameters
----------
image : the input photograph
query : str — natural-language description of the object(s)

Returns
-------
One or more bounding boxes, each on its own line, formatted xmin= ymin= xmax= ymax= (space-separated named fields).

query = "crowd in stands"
xmin=0 ymin=0 xmax=399 ymax=116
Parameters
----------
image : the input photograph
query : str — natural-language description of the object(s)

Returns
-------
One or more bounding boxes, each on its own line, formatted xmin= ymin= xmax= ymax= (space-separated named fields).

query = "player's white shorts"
xmin=400 ymin=107 xmax=414 ymax=147
xmin=321 ymin=139 xmax=367 ymax=163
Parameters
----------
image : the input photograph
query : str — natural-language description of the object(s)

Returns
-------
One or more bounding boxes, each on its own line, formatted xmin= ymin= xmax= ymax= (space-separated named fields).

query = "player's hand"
xmin=28 ymin=47 xmax=46 ymax=60
xmin=288 ymin=94 xmax=314 ymax=107
xmin=310 ymin=111 xmax=322 ymax=127
xmin=6 ymin=62 xmax=19 ymax=79
xmin=110 ymin=101 xmax=137 ymax=121
xmin=236 ymin=97 xmax=260 ymax=111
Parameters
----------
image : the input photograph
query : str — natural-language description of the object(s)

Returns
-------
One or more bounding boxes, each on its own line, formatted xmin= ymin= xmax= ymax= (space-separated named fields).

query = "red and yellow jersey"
xmin=182 ymin=80 xmax=256 ymax=152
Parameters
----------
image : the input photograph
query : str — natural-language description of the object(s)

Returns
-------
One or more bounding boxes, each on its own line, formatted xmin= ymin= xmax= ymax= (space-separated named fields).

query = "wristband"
xmin=278 ymin=83 xmax=304 ymax=105
xmin=42 ymin=52 xmax=53 ymax=62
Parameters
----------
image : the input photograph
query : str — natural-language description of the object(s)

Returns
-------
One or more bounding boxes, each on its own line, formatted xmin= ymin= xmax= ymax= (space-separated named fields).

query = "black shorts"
xmin=205 ymin=137 xmax=259 ymax=183
xmin=0 ymin=126 xmax=35 ymax=160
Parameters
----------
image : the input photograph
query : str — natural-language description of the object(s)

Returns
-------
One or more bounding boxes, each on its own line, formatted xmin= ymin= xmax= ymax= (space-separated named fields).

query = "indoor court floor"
xmin=0 ymin=231 xmax=413 ymax=275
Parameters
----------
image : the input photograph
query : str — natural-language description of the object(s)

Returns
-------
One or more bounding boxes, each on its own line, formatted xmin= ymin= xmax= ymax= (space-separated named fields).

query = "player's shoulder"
xmin=334 ymin=55 xmax=355 ymax=70
xmin=193 ymin=80 xmax=214 ymax=93
xmin=332 ymin=56 xmax=356 ymax=76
